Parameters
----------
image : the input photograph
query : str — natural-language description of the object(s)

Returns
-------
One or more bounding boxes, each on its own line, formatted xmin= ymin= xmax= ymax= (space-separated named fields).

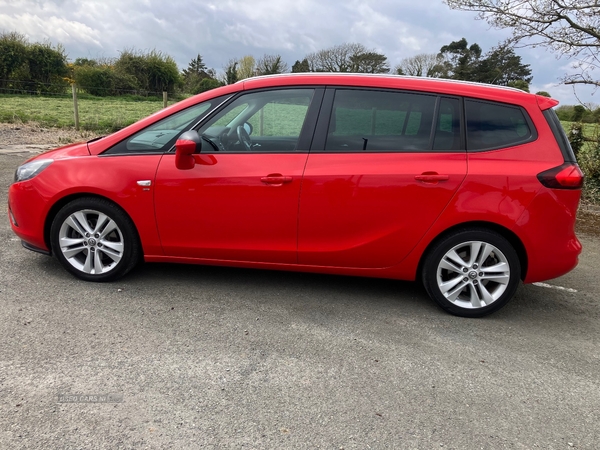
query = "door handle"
xmin=415 ymin=172 xmax=449 ymax=183
xmin=260 ymin=174 xmax=293 ymax=185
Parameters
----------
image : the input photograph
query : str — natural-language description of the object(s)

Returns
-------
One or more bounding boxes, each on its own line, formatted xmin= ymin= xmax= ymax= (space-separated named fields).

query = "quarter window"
xmin=325 ymin=89 xmax=437 ymax=151
xmin=466 ymin=100 xmax=533 ymax=151
xmin=105 ymin=98 xmax=224 ymax=155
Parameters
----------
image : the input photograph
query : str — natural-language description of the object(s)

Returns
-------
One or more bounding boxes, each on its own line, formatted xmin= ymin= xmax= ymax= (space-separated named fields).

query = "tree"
xmin=395 ymin=53 xmax=445 ymax=77
xmin=292 ymin=58 xmax=310 ymax=73
xmin=255 ymin=54 xmax=289 ymax=76
xmin=25 ymin=41 xmax=69 ymax=93
xmin=475 ymin=43 xmax=532 ymax=87
xmin=114 ymin=48 xmax=181 ymax=94
xmin=349 ymin=52 xmax=390 ymax=73
xmin=0 ymin=32 xmax=28 ymax=89
xmin=438 ymin=38 xmax=482 ymax=81
xmin=433 ymin=38 xmax=533 ymax=89
xmin=305 ymin=43 xmax=389 ymax=73
xmin=182 ymin=54 xmax=219 ymax=94
xmin=444 ymin=0 xmax=600 ymax=89
xmin=183 ymin=54 xmax=208 ymax=80
xmin=223 ymin=59 xmax=238 ymax=85
xmin=237 ymin=55 xmax=256 ymax=80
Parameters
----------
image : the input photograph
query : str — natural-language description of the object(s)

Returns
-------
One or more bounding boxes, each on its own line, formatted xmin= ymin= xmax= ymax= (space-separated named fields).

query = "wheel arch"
xmin=417 ymin=221 xmax=528 ymax=282
xmin=44 ymin=193 xmax=142 ymax=256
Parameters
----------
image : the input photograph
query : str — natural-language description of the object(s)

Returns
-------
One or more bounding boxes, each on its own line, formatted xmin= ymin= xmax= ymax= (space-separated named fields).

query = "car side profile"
xmin=8 ymin=73 xmax=584 ymax=317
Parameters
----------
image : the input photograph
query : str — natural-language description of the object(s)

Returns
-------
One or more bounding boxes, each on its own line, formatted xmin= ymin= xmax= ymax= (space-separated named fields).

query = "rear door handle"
xmin=415 ymin=172 xmax=449 ymax=183
xmin=260 ymin=174 xmax=293 ymax=185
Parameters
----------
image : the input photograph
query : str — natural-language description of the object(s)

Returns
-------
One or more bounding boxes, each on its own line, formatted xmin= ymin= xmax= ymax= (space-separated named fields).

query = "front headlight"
xmin=14 ymin=159 xmax=53 ymax=183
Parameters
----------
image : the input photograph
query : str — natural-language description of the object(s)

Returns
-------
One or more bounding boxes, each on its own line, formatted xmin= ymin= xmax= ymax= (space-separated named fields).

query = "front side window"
xmin=105 ymin=97 xmax=225 ymax=155
xmin=324 ymin=89 xmax=437 ymax=151
xmin=197 ymin=89 xmax=315 ymax=152
xmin=466 ymin=100 xmax=534 ymax=151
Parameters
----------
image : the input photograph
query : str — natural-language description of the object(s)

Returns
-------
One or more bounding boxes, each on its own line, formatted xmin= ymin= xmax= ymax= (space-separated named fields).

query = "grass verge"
xmin=0 ymin=94 xmax=166 ymax=132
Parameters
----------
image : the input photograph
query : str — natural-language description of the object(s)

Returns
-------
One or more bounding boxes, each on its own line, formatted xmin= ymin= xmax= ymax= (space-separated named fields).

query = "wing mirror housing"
xmin=175 ymin=130 xmax=202 ymax=170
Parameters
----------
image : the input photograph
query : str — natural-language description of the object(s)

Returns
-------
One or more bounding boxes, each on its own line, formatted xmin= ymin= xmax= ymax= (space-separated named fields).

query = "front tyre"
xmin=50 ymin=197 xmax=140 ymax=282
xmin=422 ymin=229 xmax=521 ymax=318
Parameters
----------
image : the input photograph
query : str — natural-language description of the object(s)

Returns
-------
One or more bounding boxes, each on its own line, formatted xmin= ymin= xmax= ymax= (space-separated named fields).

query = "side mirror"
xmin=175 ymin=131 xmax=202 ymax=170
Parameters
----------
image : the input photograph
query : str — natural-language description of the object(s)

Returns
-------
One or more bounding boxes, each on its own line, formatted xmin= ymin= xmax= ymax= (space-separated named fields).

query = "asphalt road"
xmin=1 ymin=152 xmax=599 ymax=449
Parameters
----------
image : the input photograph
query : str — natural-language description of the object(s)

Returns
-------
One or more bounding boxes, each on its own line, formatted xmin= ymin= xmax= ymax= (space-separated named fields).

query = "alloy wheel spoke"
xmin=479 ymin=282 xmax=495 ymax=304
xmin=65 ymin=215 xmax=88 ymax=237
xmin=481 ymin=262 xmax=509 ymax=274
xmin=73 ymin=211 xmax=94 ymax=235
xmin=439 ymin=276 xmax=465 ymax=295
xmin=446 ymin=280 xmax=469 ymax=301
xmin=94 ymin=249 xmax=104 ymax=273
xmin=99 ymin=219 xmax=118 ymax=239
xmin=445 ymin=250 xmax=469 ymax=270
xmin=60 ymin=237 xmax=85 ymax=247
xmin=439 ymin=257 xmax=463 ymax=274
xmin=475 ymin=243 xmax=493 ymax=267
xmin=93 ymin=213 xmax=110 ymax=235
xmin=63 ymin=244 xmax=87 ymax=259
xmin=99 ymin=245 xmax=122 ymax=262
xmin=482 ymin=274 xmax=510 ymax=285
xmin=469 ymin=285 xmax=483 ymax=308
xmin=467 ymin=241 xmax=482 ymax=267
xmin=82 ymin=249 xmax=94 ymax=273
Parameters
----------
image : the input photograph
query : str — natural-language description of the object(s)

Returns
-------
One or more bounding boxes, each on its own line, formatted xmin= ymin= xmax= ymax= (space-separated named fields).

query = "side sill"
xmin=22 ymin=241 xmax=51 ymax=256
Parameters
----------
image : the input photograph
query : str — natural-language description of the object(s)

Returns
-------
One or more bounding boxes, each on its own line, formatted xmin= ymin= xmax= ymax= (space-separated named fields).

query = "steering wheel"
xmin=236 ymin=125 xmax=252 ymax=151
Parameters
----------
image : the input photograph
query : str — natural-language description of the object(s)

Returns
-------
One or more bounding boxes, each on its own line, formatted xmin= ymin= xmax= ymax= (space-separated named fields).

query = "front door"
xmin=154 ymin=88 xmax=321 ymax=264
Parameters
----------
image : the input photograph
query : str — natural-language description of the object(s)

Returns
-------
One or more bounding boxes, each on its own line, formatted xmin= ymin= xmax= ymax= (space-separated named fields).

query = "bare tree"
xmin=305 ymin=43 xmax=375 ymax=72
xmin=255 ymin=54 xmax=289 ymax=75
xmin=395 ymin=53 xmax=445 ymax=77
xmin=444 ymin=0 xmax=600 ymax=88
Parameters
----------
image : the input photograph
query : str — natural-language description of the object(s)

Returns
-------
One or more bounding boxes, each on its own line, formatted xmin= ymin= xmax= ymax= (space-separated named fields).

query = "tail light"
xmin=537 ymin=163 xmax=584 ymax=189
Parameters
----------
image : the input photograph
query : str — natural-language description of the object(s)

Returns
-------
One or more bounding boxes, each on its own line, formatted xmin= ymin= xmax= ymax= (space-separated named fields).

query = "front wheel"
xmin=422 ymin=229 xmax=521 ymax=317
xmin=50 ymin=197 xmax=140 ymax=282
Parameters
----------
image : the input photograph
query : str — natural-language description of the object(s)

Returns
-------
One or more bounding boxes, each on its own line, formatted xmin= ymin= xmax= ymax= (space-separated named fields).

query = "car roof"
xmin=239 ymin=72 xmax=536 ymax=104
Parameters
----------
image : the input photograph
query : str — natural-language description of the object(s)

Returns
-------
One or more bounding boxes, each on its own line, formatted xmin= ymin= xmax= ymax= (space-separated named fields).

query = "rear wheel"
xmin=50 ymin=197 xmax=140 ymax=281
xmin=422 ymin=229 xmax=521 ymax=317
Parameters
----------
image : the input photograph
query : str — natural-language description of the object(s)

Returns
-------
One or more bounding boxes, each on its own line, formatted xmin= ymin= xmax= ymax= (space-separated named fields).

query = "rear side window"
xmin=325 ymin=89 xmax=436 ymax=151
xmin=466 ymin=100 xmax=534 ymax=151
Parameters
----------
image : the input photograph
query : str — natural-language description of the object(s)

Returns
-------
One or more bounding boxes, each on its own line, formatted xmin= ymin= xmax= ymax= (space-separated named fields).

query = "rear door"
xmin=298 ymin=88 xmax=467 ymax=268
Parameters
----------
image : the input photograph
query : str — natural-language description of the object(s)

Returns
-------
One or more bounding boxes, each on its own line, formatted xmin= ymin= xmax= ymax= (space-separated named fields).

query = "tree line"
xmin=1 ymin=31 xmax=536 ymax=98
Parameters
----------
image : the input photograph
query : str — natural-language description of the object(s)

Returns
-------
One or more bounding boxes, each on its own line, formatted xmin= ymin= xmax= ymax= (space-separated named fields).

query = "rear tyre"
xmin=422 ymin=229 xmax=521 ymax=318
xmin=50 ymin=197 xmax=140 ymax=282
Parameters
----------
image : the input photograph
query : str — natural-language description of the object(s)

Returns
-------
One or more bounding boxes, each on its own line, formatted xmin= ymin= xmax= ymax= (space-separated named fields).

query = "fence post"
xmin=163 ymin=91 xmax=168 ymax=108
xmin=72 ymin=83 xmax=79 ymax=131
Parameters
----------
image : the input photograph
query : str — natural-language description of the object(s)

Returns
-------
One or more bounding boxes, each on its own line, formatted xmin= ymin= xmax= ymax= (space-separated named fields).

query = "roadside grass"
xmin=0 ymin=94 xmax=167 ymax=132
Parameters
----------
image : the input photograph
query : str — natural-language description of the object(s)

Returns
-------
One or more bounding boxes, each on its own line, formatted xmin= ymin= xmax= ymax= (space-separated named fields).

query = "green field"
xmin=0 ymin=94 xmax=168 ymax=132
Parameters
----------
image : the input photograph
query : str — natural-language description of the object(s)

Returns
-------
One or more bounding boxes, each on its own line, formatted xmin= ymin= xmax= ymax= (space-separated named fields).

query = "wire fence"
xmin=0 ymin=82 xmax=172 ymax=131
xmin=0 ymin=78 xmax=171 ymax=98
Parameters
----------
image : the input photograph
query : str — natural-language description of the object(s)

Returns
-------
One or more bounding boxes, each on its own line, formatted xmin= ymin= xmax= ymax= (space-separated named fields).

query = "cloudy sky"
xmin=0 ymin=0 xmax=596 ymax=105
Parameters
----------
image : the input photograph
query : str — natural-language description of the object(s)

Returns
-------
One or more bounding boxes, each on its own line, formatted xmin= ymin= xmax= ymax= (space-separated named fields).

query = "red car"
xmin=8 ymin=73 xmax=583 ymax=317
